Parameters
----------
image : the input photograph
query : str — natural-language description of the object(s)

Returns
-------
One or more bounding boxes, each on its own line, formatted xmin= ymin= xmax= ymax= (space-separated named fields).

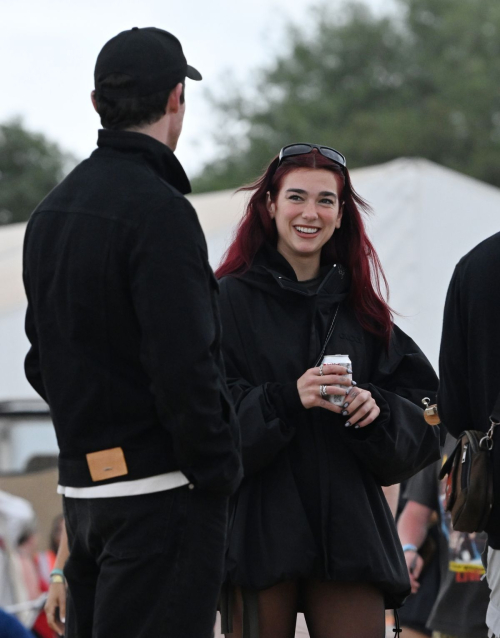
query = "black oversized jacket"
xmin=219 ymin=244 xmax=441 ymax=607
xmin=438 ymin=232 xmax=500 ymax=547
xmin=23 ymin=129 xmax=242 ymax=494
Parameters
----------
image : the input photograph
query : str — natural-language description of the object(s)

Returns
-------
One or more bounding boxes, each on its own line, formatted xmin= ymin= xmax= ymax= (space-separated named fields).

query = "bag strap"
xmin=314 ymin=304 xmax=340 ymax=367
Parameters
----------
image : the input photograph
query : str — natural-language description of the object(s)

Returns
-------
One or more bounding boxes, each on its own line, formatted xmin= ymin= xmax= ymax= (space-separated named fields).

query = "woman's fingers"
xmin=300 ymin=369 xmax=380 ymax=425
xmin=316 ymin=364 xmax=351 ymax=377
xmin=319 ymin=398 xmax=344 ymax=413
xmin=59 ymin=588 xmax=67 ymax=628
xmin=320 ymin=374 xmax=352 ymax=387
xmin=353 ymin=405 xmax=380 ymax=428
xmin=298 ymin=367 xmax=353 ymax=409
xmin=342 ymin=388 xmax=380 ymax=427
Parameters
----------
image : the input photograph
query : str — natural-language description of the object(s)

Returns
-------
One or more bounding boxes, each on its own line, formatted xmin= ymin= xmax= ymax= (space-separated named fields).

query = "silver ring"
xmin=320 ymin=384 xmax=328 ymax=399
xmin=319 ymin=364 xmax=324 ymax=376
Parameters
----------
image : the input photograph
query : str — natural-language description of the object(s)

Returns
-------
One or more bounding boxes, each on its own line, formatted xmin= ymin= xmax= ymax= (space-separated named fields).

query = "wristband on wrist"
xmin=49 ymin=568 xmax=65 ymax=584
xmin=402 ymin=543 xmax=418 ymax=553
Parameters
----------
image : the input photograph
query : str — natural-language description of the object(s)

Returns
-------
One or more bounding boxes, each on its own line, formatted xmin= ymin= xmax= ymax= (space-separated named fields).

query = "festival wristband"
xmin=402 ymin=544 xmax=418 ymax=553
xmin=49 ymin=568 xmax=65 ymax=583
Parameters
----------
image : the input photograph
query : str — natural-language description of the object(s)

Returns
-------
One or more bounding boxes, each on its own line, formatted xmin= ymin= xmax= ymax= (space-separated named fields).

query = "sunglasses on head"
xmin=277 ymin=143 xmax=347 ymax=171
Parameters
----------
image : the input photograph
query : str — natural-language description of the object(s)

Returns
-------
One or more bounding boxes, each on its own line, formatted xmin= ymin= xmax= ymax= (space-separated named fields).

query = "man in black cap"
xmin=23 ymin=27 xmax=242 ymax=638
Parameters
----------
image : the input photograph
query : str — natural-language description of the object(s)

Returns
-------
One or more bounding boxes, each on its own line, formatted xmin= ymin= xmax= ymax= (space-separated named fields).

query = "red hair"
xmin=215 ymin=151 xmax=393 ymax=344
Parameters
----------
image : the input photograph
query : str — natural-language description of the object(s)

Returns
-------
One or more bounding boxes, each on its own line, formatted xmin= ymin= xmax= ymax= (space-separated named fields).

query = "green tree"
xmin=0 ymin=119 xmax=75 ymax=225
xmin=192 ymin=0 xmax=500 ymax=192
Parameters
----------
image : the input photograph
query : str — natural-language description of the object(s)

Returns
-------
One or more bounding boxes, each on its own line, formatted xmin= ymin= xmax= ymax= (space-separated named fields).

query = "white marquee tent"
xmin=1 ymin=157 xmax=500 ymax=403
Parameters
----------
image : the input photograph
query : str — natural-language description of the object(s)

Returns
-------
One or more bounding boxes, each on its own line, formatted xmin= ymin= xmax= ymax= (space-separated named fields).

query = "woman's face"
xmin=267 ymin=168 xmax=343 ymax=268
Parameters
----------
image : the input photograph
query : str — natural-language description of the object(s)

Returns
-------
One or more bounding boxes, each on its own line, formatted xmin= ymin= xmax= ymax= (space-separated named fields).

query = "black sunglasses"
xmin=277 ymin=143 xmax=346 ymax=171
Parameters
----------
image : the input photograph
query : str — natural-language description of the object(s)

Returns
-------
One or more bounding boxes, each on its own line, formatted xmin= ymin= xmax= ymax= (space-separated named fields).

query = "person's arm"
xmin=129 ymin=198 xmax=242 ymax=494
xmin=44 ymin=523 xmax=68 ymax=636
xmin=23 ymin=226 xmax=48 ymax=401
xmin=397 ymin=461 xmax=439 ymax=593
xmin=339 ymin=325 xmax=442 ymax=485
xmin=397 ymin=500 xmax=434 ymax=593
xmin=217 ymin=277 xmax=306 ymax=474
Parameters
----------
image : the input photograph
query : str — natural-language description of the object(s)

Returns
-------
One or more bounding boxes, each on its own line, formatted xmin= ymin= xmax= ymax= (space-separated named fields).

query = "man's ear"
xmin=90 ymin=90 xmax=98 ymax=113
xmin=266 ymin=191 xmax=275 ymax=219
xmin=166 ymin=83 xmax=184 ymax=114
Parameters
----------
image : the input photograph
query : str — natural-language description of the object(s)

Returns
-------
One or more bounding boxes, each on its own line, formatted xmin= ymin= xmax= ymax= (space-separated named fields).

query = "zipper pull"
xmin=462 ymin=444 xmax=468 ymax=464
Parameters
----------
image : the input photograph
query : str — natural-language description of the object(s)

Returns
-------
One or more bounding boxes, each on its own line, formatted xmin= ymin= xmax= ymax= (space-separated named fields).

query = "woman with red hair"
xmin=217 ymin=144 xmax=441 ymax=638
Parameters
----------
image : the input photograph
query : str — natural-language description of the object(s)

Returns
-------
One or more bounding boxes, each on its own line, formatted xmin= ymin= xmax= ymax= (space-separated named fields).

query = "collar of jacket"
xmin=242 ymin=242 xmax=351 ymax=301
xmin=95 ymin=129 xmax=192 ymax=195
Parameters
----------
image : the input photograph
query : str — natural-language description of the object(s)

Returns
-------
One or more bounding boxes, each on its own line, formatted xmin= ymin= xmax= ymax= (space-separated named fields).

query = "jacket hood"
xmin=95 ymin=129 xmax=192 ymax=195
xmin=235 ymin=242 xmax=351 ymax=303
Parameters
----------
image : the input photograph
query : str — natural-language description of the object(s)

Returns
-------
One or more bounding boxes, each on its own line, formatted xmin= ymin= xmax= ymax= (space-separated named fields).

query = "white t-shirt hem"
xmin=57 ymin=471 xmax=190 ymax=498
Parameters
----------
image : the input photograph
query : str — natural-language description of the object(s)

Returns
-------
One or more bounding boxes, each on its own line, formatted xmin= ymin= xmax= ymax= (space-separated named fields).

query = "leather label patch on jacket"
xmin=86 ymin=447 xmax=128 ymax=482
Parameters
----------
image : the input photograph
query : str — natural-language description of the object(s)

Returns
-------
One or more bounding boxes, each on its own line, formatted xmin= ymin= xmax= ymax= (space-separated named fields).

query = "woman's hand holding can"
xmin=297 ymin=364 xmax=352 ymax=412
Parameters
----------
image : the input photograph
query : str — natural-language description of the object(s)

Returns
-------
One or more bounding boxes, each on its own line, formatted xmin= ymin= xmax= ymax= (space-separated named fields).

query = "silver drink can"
xmin=321 ymin=354 xmax=352 ymax=405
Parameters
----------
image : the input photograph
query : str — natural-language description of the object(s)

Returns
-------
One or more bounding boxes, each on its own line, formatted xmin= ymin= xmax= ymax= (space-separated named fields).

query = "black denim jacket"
xmin=23 ymin=129 xmax=242 ymax=494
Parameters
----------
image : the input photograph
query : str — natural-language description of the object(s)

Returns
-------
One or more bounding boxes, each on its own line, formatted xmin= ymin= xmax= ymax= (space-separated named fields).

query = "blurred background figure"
xmin=31 ymin=515 xmax=65 ymax=638
xmin=35 ymin=515 xmax=63 ymax=591
xmin=0 ymin=609 xmax=36 ymax=638
xmin=397 ymin=462 xmax=442 ymax=637
xmin=0 ymin=490 xmax=61 ymax=637
xmin=0 ymin=491 xmax=37 ymax=620
xmin=397 ymin=436 xmax=489 ymax=638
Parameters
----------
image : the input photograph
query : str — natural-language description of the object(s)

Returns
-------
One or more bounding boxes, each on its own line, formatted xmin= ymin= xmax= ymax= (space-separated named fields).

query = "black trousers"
xmin=63 ymin=485 xmax=228 ymax=638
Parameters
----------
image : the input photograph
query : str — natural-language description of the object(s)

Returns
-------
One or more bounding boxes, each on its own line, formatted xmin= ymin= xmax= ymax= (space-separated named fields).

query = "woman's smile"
xmin=293 ymin=225 xmax=321 ymax=236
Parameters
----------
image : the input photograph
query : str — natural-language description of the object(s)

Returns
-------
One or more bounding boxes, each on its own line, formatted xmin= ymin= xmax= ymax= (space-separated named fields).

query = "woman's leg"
xmin=227 ymin=581 xmax=299 ymax=638
xmin=302 ymin=580 xmax=385 ymax=638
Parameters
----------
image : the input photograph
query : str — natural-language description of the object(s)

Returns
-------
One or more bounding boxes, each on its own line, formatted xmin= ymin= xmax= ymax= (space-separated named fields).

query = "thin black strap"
xmin=314 ymin=304 xmax=340 ymax=367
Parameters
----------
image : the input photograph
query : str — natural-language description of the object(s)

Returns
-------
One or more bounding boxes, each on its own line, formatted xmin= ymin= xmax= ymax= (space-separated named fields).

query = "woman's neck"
xmin=277 ymin=247 xmax=321 ymax=281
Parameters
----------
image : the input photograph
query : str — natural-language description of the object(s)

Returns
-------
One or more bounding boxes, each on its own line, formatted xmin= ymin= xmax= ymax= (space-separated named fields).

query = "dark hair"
xmin=216 ymin=151 xmax=393 ymax=344
xmin=93 ymin=73 xmax=185 ymax=130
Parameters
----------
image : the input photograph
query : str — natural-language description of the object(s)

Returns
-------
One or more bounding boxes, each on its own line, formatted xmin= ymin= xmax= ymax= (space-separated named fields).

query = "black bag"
xmin=439 ymin=393 xmax=500 ymax=533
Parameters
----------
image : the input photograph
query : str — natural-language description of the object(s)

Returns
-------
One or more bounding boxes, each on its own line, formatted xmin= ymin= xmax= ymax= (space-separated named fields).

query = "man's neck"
xmin=126 ymin=116 xmax=175 ymax=151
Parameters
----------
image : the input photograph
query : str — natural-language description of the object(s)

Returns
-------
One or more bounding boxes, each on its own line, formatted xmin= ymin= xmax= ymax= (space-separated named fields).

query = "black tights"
xmin=227 ymin=579 xmax=385 ymax=638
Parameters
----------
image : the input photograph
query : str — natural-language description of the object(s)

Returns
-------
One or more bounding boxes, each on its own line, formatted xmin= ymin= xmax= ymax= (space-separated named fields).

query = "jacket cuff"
xmin=266 ymin=381 xmax=307 ymax=420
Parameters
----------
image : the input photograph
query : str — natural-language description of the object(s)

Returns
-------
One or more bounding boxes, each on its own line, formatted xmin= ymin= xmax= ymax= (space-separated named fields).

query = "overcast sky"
xmin=0 ymin=0 xmax=393 ymax=176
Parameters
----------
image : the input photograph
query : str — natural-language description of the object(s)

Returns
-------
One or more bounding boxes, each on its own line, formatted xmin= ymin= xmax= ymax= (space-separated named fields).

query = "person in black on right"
xmin=216 ymin=144 xmax=441 ymax=638
xmin=438 ymin=232 xmax=500 ymax=638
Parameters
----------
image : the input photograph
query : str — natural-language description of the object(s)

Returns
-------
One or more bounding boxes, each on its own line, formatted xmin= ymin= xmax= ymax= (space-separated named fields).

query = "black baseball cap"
xmin=94 ymin=27 xmax=202 ymax=98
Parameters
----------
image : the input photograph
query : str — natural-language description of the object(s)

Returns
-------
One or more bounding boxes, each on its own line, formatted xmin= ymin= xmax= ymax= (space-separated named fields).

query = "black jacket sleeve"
xmin=342 ymin=325 xmax=442 ymax=486
xmin=219 ymin=280 xmax=306 ymax=475
xmin=129 ymin=198 xmax=242 ymax=494
xmin=437 ymin=264 xmax=473 ymax=437
xmin=23 ymin=224 xmax=48 ymax=402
